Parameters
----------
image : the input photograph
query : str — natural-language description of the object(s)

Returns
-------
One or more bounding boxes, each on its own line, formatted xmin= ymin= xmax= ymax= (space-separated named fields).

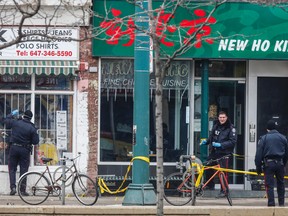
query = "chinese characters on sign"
xmin=180 ymin=9 xmax=216 ymax=48
xmin=100 ymin=8 xmax=217 ymax=48
xmin=94 ymin=1 xmax=288 ymax=59
xmin=100 ymin=8 xmax=135 ymax=46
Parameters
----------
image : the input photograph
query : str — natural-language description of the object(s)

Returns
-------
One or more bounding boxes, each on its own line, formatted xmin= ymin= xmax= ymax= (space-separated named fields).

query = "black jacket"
xmin=255 ymin=129 xmax=288 ymax=169
xmin=207 ymin=119 xmax=237 ymax=155
xmin=2 ymin=114 xmax=39 ymax=146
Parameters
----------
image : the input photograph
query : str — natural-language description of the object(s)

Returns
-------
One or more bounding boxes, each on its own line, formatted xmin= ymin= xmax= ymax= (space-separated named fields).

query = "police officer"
xmin=200 ymin=111 xmax=237 ymax=194
xmin=2 ymin=110 xmax=39 ymax=196
xmin=255 ymin=119 xmax=288 ymax=207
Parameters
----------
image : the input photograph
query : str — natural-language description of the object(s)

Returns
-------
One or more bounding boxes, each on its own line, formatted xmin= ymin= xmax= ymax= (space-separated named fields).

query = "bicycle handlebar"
xmin=176 ymin=153 xmax=232 ymax=172
xmin=60 ymin=152 xmax=82 ymax=162
xmin=203 ymin=153 xmax=232 ymax=165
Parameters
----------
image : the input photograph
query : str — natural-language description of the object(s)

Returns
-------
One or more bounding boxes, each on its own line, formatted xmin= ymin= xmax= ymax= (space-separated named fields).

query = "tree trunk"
xmin=154 ymin=38 xmax=164 ymax=216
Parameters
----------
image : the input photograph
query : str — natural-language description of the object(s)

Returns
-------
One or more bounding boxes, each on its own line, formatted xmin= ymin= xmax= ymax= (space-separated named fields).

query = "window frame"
xmin=0 ymin=73 xmax=76 ymax=169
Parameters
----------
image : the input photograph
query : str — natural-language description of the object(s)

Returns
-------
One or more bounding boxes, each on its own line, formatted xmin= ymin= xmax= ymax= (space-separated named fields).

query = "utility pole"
xmin=200 ymin=60 xmax=209 ymax=161
xmin=122 ymin=0 xmax=156 ymax=205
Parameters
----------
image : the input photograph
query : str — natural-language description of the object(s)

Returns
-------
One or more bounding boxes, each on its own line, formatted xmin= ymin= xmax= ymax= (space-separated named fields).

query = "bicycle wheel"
xmin=164 ymin=172 xmax=192 ymax=206
xmin=219 ymin=172 xmax=232 ymax=206
xmin=72 ymin=174 xmax=98 ymax=206
xmin=18 ymin=172 xmax=50 ymax=205
xmin=53 ymin=166 xmax=74 ymax=187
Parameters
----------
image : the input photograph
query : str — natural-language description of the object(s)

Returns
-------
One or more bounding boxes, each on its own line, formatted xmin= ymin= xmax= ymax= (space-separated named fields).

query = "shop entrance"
xmin=194 ymin=80 xmax=246 ymax=184
xmin=209 ymin=81 xmax=245 ymax=184
xmin=257 ymin=77 xmax=288 ymax=138
xmin=257 ymin=77 xmax=288 ymax=185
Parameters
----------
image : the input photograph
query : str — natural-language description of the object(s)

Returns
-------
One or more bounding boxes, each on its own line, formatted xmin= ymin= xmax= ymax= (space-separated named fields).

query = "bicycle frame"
xmin=195 ymin=164 xmax=225 ymax=189
xmin=175 ymin=159 xmax=230 ymax=193
xmin=53 ymin=153 xmax=82 ymax=185
xmin=54 ymin=162 xmax=77 ymax=184
xmin=173 ymin=163 xmax=223 ymax=192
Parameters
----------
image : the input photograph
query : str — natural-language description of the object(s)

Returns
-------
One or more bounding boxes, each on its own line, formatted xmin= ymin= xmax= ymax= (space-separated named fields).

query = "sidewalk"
xmin=0 ymin=192 xmax=287 ymax=216
xmin=0 ymin=189 xmax=270 ymax=206
xmin=0 ymin=194 xmax=271 ymax=206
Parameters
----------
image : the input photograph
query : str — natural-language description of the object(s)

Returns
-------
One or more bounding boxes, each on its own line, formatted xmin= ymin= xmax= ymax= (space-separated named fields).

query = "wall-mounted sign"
xmin=101 ymin=59 xmax=190 ymax=89
xmin=0 ymin=28 xmax=79 ymax=60
xmin=93 ymin=1 xmax=288 ymax=60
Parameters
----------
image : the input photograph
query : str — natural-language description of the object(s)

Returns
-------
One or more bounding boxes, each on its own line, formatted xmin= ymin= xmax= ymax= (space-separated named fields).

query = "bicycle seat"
xmin=41 ymin=157 xmax=53 ymax=164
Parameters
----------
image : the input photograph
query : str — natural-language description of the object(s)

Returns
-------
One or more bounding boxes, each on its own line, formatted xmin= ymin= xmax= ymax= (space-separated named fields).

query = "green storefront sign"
xmin=93 ymin=1 xmax=288 ymax=60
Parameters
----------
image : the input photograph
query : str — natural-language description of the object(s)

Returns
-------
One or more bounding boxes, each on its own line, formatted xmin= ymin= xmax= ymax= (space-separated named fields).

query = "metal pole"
xmin=61 ymin=158 xmax=66 ymax=205
xmin=200 ymin=60 xmax=209 ymax=161
xmin=122 ymin=0 xmax=156 ymax=205
xmin=191 ymin=155 xmax=196 ymax=206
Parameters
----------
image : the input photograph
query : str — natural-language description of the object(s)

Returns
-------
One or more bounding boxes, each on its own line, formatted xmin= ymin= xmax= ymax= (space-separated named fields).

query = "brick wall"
xmin=79 ymin=27 xmax=99 ymax=181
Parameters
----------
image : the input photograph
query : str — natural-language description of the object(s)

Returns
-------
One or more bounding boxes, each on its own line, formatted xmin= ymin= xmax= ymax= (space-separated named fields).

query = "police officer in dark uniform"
xmin=200 ymin=111 xmax=237 ymax=194
xmin=2 ymin=110 xmax=39 ymax=196
xmin=255 ymin=119 xmax=288 ymax=207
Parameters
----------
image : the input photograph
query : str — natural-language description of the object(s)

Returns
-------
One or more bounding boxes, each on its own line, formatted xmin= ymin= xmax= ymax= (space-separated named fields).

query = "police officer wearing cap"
xmin=2 ymin=110 xmax=39 ymax=196
xmin=255 ymin=119 xmax=288 ymax=207
xmin=200 ymin=111 xmax=237 ymax=194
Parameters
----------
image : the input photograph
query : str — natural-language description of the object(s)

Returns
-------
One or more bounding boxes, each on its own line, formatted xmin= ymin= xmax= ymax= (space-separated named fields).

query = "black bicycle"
xmin=17 ymin=153 xmax=98 ymax=205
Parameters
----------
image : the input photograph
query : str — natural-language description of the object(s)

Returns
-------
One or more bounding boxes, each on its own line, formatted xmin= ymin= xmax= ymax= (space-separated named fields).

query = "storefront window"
xmin=0 ymin=93 xmax=31 ymax=165
xmin=150 ymin=89 xmax=189 ymax=162
xmin=195 ymin=60 xmax=246 ymax=78
xmin=100 ymin=59 xmax=190 ymax=162
xmin=193 ymin=60 xmax=246 ymax=184
xmin=35 ymin=75 xmax=73 ymax=90
xmin=35 ymin=94 xmax=73 ymax=165
xmin=0 ymin=74 xmax=74 ymax=166
xmin=0 ymin=74 xmax=31 ymax=90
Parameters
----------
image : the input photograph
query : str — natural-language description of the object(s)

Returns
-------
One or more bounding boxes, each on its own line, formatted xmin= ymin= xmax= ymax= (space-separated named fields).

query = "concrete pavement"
xmin=0 ymin=192 xmax=287 ymax=216
xmin=0 ymin=193 xmax=271 ymax=206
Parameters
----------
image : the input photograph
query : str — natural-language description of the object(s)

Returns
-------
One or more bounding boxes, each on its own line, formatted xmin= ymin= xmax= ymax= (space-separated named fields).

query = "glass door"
xmin=257 ymin=77 xmax=288 ymax=137
xmin=193 ymin=80 xmax=245 ymax=184
xmin=257 ymin=77 xmax=288 ymax=186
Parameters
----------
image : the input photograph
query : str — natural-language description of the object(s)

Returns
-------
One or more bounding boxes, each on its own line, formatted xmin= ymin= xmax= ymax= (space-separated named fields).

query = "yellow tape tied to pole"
xmin=97 ymin=156 xmax=150 ymax=195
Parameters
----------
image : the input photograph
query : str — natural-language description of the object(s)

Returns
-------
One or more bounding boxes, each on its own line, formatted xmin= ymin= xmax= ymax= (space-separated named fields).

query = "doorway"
xmin=257 ymin=77 xmax=288 ymax=137
xmin=210 ymin=81 xmax=245 ymax=184
xmin=193 ymin=80 xmax=246 ymax=184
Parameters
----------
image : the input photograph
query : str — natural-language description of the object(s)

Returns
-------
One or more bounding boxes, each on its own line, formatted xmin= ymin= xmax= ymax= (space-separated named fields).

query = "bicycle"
xmin=17 ymin=152 xmax=98 ymax=206
xmin=164 ymin=154 xmax=232 ymax=206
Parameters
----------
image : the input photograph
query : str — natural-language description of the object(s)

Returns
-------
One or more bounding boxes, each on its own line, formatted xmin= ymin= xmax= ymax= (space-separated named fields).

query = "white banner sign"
xmin=0 ymin=28 xmax=79 ymax=60
xmin=56 ymin=111 xmax=67 ymax=150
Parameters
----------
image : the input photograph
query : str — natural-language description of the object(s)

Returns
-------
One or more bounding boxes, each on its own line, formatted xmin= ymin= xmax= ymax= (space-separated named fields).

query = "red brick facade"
xmin=79 ymin=27 xmax=99 ymax=181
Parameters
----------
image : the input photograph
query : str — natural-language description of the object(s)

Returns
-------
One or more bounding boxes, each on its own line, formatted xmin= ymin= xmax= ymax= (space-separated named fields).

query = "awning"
xmin=0 ymin=60 xmax=79 ymax=76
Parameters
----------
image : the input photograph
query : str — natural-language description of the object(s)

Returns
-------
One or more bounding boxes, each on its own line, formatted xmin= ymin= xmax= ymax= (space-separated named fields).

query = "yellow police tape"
xmin=97 ymin=156 xmax=150 ymax=195
xmin=98 ymin=154 xmax=288 ymax=195
xmin=203 ymin=153 xmax=288 ymax=179
xmin=203 ymin=165 xmax=288 ymax=179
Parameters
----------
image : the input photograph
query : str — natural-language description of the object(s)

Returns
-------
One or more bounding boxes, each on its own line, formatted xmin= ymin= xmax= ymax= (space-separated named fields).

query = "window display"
xmin=100 ymin=59 xmax=190 ymax=162
xmin=0 ymin=74 xmax=74 ymax=166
